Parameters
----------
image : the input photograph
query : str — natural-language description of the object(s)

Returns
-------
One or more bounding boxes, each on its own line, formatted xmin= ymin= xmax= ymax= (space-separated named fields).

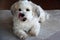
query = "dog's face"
xmin=11 ymin=1 xmax=33 ymax=22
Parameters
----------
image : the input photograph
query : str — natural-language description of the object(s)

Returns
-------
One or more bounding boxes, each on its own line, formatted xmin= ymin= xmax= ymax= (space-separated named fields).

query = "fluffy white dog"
xmin=11 ymin=0 xmax=49 ymax=39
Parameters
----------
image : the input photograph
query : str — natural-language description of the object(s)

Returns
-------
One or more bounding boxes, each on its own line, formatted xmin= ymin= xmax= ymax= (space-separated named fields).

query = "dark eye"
xmin=26 ymin=8 xmax=30 ymax=11
xmin=19 ymin=8 xmax=21 ymax=11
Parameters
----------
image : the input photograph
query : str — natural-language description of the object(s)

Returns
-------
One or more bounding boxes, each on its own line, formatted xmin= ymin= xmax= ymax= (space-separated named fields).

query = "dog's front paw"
xmin=20 ymin=35 xmax=28 ymax=40
xmin=28 ymin=26 xmax=40 ymax=36
xmin=29 ymin=30 xmax=38 ymax=36
xmin=29 ymin=31 xmax=37 ymax=36
xmin=18 ymin=32 xmax=28 ymax=40
xmin=14 ymin=30 xmax=28 ymax=40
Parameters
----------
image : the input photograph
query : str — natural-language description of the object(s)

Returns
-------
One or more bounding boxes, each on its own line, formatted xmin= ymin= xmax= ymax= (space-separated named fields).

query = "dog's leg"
xmin=40 ymin=12 xmax=50 ymax=23
xmin=14 ymin=30 xmax=28 ymax=39
xmin=29 ymin=23 xmax=40 ymax=36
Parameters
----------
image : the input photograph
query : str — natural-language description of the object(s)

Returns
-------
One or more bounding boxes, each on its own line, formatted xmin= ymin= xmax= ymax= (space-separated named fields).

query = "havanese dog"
xmin=11 ymin=0 xmax=49 ymax=39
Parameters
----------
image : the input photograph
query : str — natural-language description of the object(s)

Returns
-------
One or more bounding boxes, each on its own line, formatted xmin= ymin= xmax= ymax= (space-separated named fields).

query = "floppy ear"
xmin=29 ymin=1 xmax=49 ymax=23
xmin=11 ymin=2 xmax=18 ymax=15
xmin=36 ymin=6 xmax=50 ymax=23
xmin=36 ymin=6 xmax=46 ymax=23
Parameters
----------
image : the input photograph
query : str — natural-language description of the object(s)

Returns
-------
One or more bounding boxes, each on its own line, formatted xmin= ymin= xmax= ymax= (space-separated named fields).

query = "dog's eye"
xmin=19 ymin=9 xmax=21 ymax=11
xmin=26 ymin=8 xmax=30 ymax=11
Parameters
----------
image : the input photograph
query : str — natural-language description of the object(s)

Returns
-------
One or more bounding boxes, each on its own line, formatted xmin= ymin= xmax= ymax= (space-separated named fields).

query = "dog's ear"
xmin=36 ymin=6 xmax=46 ymax=23
xmin=35 ymin=6 xmax=50 ymax=23
xmin=29 ymin=1 xmax=47 ymax=23
xmin=11 ymin=2 xmax=18 ymax=15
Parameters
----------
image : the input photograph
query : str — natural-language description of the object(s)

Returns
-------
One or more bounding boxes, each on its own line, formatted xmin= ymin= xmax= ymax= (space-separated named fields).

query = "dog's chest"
xmin=14 ymin=20 xmax=33 ymax=31
xmin=20 ymin=21 xmax=33 ymax=29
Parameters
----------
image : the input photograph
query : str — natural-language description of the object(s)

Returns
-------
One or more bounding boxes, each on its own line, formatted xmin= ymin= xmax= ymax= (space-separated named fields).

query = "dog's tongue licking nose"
xmin=19 ymin=13 xmax=23 ymax=17
xmin=19 ymin=13 xmax=24 ymax=20
xmin=18 ymin=13 xmax=27 ymax=21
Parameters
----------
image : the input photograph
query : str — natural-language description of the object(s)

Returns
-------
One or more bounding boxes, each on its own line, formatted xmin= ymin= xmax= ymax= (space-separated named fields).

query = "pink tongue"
xmin=18 ymin=13 xmax=22 ymax=18
xmin=18 ymin=13 xmax=24 ymax=20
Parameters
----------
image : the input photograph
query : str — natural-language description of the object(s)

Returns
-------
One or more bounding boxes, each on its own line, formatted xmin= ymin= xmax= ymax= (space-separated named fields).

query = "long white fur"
xmin=11 ymin=0 xmax=49 ymax=39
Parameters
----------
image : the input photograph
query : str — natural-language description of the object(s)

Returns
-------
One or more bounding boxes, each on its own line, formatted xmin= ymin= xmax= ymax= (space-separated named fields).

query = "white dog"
xmin=11 ymin=0 xmax=49 ymax=39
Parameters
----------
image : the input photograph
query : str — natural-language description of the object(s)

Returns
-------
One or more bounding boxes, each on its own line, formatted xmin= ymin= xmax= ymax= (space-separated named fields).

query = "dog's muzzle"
xmin=18 ymin=13 xmax=27 ymax=21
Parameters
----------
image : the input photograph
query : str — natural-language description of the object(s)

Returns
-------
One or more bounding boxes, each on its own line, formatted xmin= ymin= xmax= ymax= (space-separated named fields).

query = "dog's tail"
xmin=45 ymin=12 xmax=50 ymax=20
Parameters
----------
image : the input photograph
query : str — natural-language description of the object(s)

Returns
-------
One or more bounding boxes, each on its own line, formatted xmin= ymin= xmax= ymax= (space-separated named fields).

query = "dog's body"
xmin=13 ymin=16 xmax=40 ymax=38
xmin=11 ymin=0 xmax=49 ymax=39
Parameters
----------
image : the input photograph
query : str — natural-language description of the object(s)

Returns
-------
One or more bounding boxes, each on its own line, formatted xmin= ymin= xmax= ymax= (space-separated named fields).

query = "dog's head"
xmin=11 ymin=0 xmax=46 ymax=22
xmin=11 ymin=1 xmax=34 ymax=22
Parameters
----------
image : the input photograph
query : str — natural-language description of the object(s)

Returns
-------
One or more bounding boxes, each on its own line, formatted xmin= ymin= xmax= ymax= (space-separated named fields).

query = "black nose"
xmin=19 ymin=13 xmax=25 ymax=17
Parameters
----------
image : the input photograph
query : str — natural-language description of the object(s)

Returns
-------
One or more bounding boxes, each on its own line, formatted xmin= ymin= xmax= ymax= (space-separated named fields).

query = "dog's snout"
xmin=19 ymin=13 xmax=25 ymax=17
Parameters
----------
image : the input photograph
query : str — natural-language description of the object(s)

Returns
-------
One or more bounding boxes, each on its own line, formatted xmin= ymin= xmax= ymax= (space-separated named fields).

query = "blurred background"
xmin=0 ymin=0 xmax=60 ymax=40
xmin=0 ymin=0 xmax=60 ymax=10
